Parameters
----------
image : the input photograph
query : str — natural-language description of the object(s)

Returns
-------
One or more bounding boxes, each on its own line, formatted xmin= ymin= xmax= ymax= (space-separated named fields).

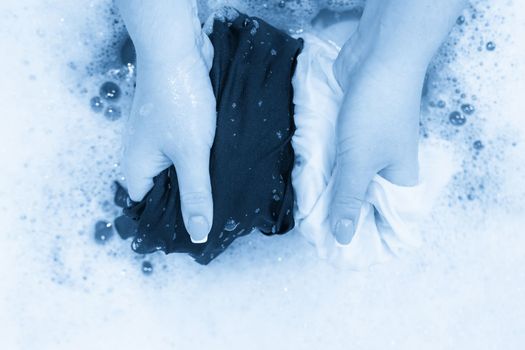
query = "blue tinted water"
xmin=1 ymin=0 xmax=524 ymax=349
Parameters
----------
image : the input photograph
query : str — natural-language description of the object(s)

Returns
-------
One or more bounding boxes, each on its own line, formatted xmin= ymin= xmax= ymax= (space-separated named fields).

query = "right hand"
xmin=328 ymin=0 xmax=466 ymax=245
xmin=123 ymin=34 xmax=216 ymax=244
xmin=330 ymin=53 xmax=422 ymax=245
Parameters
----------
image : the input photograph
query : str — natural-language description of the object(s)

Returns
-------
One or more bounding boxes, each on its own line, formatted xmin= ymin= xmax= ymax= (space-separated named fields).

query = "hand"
xmin=329 ymin=50 xmax=423 ymax=245
xmin=327 ymin=0 xmax=466 ymax=245
xmin=123 ymin=36 xmax=216 ymax=243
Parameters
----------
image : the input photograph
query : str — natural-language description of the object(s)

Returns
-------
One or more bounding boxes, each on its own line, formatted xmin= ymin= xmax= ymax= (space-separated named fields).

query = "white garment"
xmin=291 ymin=33 xmax=456 ymax=269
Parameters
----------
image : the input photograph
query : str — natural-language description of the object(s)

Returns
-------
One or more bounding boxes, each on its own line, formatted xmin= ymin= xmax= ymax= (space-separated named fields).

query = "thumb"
xmin=330 ymin=160 xmax=376 ymax=245
xmin=123 ymin=142 xmax=171 ymax=202
xmin=169 ymin=148 xmax=214 ymax=244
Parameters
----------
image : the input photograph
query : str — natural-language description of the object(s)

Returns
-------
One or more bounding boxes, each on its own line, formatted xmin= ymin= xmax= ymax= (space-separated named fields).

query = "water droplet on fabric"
xmin=224 ymin=218 xmax=240 ymax=232
xmin=250 ymin=19 xmax=259 ymax=35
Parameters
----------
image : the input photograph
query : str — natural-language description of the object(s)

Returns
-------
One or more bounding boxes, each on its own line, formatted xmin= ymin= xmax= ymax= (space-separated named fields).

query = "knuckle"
xmin=173 ymin=151 xmax=211 ymax=173
xmin=180 ymin=191 xmax=211 ymax=206
xmin=332 ymin=194 xmax=363 ymax=213
xmin=336 ymin=141 xmax=371 ymax=166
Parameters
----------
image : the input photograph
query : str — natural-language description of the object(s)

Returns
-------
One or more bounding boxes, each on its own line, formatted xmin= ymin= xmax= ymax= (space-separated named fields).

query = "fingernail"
xmin=335 ymin=219 xmax=354 ymax=245
xmin=188 ymin=215 xmax=210 ymax=243
xmin=190 ymin=235 xmax=208 ymax=244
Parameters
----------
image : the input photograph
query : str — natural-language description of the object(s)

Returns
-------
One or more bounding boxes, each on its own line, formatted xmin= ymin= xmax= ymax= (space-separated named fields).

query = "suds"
xmin=1 ymin=0 xmax=524 ymax=348
xmin=421 ymin=2 xmax=524 ymax=214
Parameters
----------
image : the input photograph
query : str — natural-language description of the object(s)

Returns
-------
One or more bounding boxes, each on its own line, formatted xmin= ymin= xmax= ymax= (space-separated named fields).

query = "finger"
xmin=200 ymin=32 xmax=214 ymax=71
xmin=123 ymin=142 xmax=171 ymax=202
xmin=167 ymin=147 xmax=214 ymax=244
xmin=330 ymin=158 xmax=376 ymax=245
xmin=379 ymin=155 xmax=419 ymax=186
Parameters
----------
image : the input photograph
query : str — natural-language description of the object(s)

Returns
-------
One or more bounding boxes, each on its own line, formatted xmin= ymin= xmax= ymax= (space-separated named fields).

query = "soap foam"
xmin=1 ymin=0 xmax=524 ymax=349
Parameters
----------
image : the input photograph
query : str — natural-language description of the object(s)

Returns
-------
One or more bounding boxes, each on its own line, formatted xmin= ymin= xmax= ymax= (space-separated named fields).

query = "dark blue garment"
xmin=114 ymin=10 xmax=303 ymax=264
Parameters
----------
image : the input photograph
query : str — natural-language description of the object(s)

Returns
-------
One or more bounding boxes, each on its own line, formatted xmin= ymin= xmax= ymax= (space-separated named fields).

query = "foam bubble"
xmin=100 ymin=81 xmax=121 ymax=101
xmin=94 ymin=220 xmax=114 ymax=244
xmin=1 ymin=0 xmax=525 ymax=348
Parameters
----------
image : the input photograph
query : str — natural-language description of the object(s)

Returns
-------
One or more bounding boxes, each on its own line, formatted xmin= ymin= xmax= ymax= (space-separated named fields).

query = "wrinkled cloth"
xmin=114 ymin=11 xmax=303 ymax=265
xmin=291 ymin=33 xmax=456 ymax=269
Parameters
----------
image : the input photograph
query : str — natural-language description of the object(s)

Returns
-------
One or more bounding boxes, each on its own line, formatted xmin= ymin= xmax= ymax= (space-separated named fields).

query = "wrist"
xmin=136 ymin=30 xmax=208 ymax=67
xmin=334 ymin=33 xmax=429 ymax=93
xmin=118 ymin=0 xmax=204 ymax=64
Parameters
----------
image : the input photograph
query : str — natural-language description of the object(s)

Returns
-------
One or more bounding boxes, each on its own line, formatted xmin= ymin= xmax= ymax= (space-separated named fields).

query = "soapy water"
xmin=198 ymin=0 xmax=365 ymax=33
xmin=1 ymin=0 xmax=525 ymax=349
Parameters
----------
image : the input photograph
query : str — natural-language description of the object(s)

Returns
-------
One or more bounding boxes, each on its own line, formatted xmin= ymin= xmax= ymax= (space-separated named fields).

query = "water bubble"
xmin=437 ymin=100 xmax=446 ymax=108
xmin=473 ymin=140 xmax=484 ymax=150
xmin=224 ymin=218 xmax=240 ymax=232
xmin=104 ymin=105 xmax=122 ymax=121
xmin=461 ymin=103 xmax=475 ymax=115
xmin=456 ymin=15 xmax=465 ymax=25
xmin=270 ymin=49 xmax=277 ymax=56
xmin=90 ymin=96 xmax=104 ymax=113
xmin=94 ymin=220 xmax=114 ymax=244
xmin=100 ymin=81 xmax=121 ymax=101
xmin=273 ymin=194 xmax=281 ymax=201
xmin=141 ymin=261 xmax=153 ymax=275
xmin=486 ymin=41 xmax=496 ymax=51
xmin=449 ymin=111 xmax=466 ymax=126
